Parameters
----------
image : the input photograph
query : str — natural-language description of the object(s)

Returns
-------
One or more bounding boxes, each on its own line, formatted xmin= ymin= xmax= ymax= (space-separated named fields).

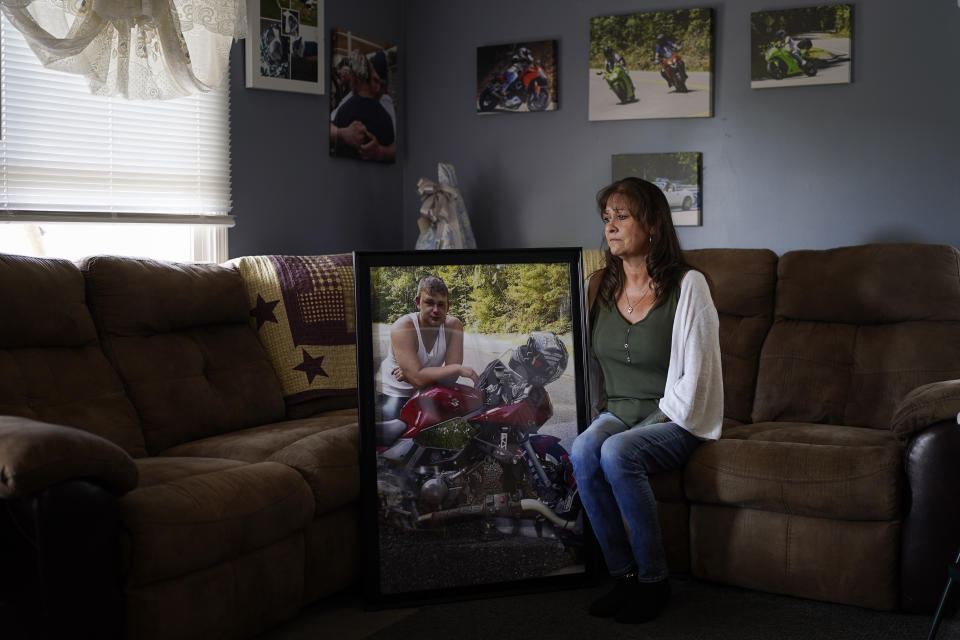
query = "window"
xmin=0 ymin=16 xmax=234 ymax=263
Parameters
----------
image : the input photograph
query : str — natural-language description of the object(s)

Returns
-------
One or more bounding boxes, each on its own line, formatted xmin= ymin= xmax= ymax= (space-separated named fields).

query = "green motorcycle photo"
xmin=603 ymin=63 xmax=636 ymax=104
xmin=764 ymin=37 xmax=817 ymax=80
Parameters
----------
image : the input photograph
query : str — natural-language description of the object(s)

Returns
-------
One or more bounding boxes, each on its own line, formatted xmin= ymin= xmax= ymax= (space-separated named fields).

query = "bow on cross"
xmin=416 ymin=178 xmax=459 ymax=235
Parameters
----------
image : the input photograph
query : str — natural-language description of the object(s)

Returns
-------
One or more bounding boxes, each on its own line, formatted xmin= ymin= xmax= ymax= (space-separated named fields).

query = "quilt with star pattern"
xmin=231 ymin=254 xmax=356 ymax=405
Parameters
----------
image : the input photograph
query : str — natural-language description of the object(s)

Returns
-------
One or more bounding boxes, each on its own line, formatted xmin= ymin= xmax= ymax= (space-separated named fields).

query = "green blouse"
xmin=591 ymin=285 xmax=680 ymax=426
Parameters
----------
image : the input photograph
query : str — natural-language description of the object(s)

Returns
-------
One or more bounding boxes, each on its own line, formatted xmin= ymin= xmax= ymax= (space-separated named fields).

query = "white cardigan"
xmin=588 ymin=270 xmax=724 ymax=441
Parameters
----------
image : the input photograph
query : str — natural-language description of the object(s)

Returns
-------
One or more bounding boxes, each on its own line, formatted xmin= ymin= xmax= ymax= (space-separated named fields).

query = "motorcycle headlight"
xmin=413 ymin=417 xmax=476 ymax=450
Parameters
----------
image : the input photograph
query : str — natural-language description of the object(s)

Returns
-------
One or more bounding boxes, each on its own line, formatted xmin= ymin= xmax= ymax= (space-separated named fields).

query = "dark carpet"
xmin=366 ymin=575 xmax=960 ymax=640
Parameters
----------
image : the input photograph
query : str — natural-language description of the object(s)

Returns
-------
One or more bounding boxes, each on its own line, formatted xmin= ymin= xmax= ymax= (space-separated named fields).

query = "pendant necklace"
xmin=625 ymin=283 xmax=651 ymax=315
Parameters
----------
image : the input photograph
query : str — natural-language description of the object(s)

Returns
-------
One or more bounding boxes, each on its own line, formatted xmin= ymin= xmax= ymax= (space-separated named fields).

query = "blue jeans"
xmin=570 ymin=412 xmax=702 ymax=581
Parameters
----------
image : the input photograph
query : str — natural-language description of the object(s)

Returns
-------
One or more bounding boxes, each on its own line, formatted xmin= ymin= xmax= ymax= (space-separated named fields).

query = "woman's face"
xmin=602 ymin=192 xmax=651 ymax=259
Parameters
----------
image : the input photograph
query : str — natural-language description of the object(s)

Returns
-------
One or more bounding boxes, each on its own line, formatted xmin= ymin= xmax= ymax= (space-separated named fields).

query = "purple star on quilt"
xmin=250 ymin=294 xmax=280 ymax=329
xmin=293 ymin=349 xmax=328 ymax=383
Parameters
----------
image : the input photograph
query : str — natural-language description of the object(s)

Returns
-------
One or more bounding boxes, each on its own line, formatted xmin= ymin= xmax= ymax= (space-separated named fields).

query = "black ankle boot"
xmin=614 ymin=578 xmax=671 ymax=624
xmin=588 ymin=571 xmax=640 ymax=618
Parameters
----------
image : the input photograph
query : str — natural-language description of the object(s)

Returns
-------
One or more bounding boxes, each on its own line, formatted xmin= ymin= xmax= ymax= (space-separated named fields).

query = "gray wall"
xmin=403 ymin=0 xmax=960 ymax=255
xmin=227 ymin=0 xmax=404 ymax=258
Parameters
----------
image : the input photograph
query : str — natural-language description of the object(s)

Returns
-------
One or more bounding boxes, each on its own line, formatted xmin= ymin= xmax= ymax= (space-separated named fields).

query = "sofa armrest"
xmin=901 ymin=418 xmax=960 ymax=611
xmin=0 ymin=416 xmax=138 ymax=499
xmin=891 ymin=379 xmax=960 ymax=444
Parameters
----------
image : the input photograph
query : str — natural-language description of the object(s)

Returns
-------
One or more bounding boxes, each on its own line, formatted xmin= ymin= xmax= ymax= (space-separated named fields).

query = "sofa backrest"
xmin=684 ymin=249 xmax=778 ymax=423
xmin=81 ymin=255 xmax=286 ymax=454
xmin=753 ymin=243 xmax=960 ymax=429
xmin=0 ymin=254 xmax=146 ymax=456
xmin=582 ymin=248 xmax=778 ymax=424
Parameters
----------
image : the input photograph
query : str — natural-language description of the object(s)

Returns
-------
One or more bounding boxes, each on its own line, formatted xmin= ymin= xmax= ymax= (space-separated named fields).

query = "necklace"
xmin=624 ymin=283 xmax=652 ymax=315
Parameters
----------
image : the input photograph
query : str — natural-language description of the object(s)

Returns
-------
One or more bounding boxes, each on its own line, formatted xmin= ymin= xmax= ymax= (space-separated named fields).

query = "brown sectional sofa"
xmin=0 ymin=254 xmax=361 ymax=640
xmin=1 ymin=242 xmax=959 ymax=639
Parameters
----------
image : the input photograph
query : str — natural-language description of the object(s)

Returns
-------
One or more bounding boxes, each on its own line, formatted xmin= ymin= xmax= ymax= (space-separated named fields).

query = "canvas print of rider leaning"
xmin=589 ymin=8 xmax=712 ymax=121
xmin=750 ymin=4 xmax=853 ymax=89
xmin=476 ymin=40 xmax=558 ymax=114
xmin=369 ymin=263 xmax=585 ymax=595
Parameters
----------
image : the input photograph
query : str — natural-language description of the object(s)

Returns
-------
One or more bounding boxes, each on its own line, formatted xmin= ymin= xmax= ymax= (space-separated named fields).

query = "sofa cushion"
xmin=685 ymin=422 xmax=903 ymax=521
xmin=122 ymin=457 xmax=314 ymax=586
xmin=0 ymin=254 xmax=145 ymax=455
xmin=81 ymin=256 xmax=286 ymax=454
xmin=753 ymin=243 xmax=960 ymax=428
xmin=158 ymin=409 xmax=360 ymax=513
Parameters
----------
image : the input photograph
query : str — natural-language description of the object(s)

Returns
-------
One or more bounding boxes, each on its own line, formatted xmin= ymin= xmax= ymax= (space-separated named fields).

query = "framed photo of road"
xmin=751 ymin=5 xmax=853 ymax=89
xmin=589 ymin=8 xmax=713 ymax=121
xmin=354 ymin=248 xmax=595 ymax=607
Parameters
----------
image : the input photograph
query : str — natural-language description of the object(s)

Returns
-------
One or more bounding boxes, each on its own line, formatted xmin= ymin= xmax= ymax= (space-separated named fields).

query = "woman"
xmin=570 ymin=177 xmax=723 ymax=624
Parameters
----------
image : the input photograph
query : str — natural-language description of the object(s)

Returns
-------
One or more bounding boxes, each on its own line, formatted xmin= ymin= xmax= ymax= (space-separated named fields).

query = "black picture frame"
xmin=354 ymin=248 xmax=597 ymax=608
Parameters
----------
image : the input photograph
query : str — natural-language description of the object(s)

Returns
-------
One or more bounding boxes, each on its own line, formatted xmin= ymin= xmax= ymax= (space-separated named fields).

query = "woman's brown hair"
xmin=593 ymin=177 xmax=693 ymax=310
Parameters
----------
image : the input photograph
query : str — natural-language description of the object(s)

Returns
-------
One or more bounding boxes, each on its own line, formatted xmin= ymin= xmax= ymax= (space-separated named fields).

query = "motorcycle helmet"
xmin=509 ymin=332 xmax=569 ymax=387
xmin=518 ymin=47 xmax=533 ymax=62
xmin=603 ymin=45 xmax=614 ymax=60
xmin=775 ymin=29 xmax=786 ymax=38
xmin=656 ymin=33 xmax=668 ymax=45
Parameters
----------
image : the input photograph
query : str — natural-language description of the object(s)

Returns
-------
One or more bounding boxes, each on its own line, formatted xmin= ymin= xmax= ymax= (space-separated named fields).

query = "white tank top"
xmin=379 ymin=312 xmax=447 ymax=397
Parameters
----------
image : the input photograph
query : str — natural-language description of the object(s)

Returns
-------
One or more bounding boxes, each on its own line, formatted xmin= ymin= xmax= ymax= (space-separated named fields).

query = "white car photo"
xmin=654 ymin=178 xmax=698 ymax=210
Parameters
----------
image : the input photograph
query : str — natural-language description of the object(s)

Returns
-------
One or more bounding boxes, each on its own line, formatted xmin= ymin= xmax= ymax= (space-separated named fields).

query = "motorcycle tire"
xmin=676 ymin=77 xmax=688 ymax=93
xmin=527 ymin=87 xmax=551 ymax=112
xmin=803 ymin=61 xmax=818 ymax=77
xmin=613 ymin=81 xmax=628 ymax=103
xmin=768 ymin=58 xmax=787 ymax=80
xmin=478 ymin=88 xmax=499 ymax=112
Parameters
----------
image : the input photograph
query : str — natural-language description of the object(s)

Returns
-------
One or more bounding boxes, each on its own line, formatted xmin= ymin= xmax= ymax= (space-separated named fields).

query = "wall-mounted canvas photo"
xmin=245 ymin=0 xmax=324 ymax=94
xmin=589 ymin=8 xmax=712 ymax=121
xmin=612 ymin=153 xmax=702 ymax=227
xmin=476 ymin=40 xmax=558 ymax=114
xmin=329 ymin=30 xmax=398 ymax=163
xmin=354 ymin=248 xmax=594 ymax=607
xmin=751 ymin=4 xmax=853 ymax=89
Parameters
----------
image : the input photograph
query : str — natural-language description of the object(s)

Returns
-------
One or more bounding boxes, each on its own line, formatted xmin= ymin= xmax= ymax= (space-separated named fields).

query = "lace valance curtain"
xmin=0 ymin=0 xmax=244 ymax=99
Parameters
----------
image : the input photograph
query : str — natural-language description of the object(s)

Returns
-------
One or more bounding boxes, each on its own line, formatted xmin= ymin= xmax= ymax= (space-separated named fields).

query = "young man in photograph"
xmin=378 ymin=275 xmax=478 ymax=421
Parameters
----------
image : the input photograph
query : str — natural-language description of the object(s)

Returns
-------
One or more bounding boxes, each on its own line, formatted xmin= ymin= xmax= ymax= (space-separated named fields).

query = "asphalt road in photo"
xmin=589 ymin=70 xmax=711 ymax=120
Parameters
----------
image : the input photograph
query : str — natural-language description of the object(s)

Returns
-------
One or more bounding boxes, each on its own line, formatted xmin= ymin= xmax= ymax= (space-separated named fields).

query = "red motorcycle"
xmin=659 ymin=51 xmax=688 ymax=93
xmin=375 ymin=332 xmax=581 ymax=544
xmin=478 ymin=60 xmax=552 ymax=112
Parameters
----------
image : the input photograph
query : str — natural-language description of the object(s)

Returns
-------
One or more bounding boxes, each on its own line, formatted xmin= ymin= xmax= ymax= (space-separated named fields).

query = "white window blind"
xmin=0 ymin=15 xmax=234 ymax=260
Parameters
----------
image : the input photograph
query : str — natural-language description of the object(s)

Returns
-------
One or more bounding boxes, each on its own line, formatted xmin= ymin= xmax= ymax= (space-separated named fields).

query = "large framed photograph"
xmin=245 ymin=0 xmax=324 ymax=94
xmin=751 ymin=4 xmax=852 ymax=89
xmin=354 ymin=248 xmax=594 ymax=607
xmin=589 ymin=8 xmax=713 ymax=121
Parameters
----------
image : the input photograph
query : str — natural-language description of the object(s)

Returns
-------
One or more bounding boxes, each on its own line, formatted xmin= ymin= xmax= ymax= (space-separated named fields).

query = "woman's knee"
xmin=570 ymin=431 xmax=599 ymax=470
xmin=598 ymin=435 xmax=632 ymax=474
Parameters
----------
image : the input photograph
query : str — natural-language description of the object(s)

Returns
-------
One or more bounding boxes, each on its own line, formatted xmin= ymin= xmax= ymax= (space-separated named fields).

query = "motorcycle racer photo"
xmin=596 ymin=45 xmax=637 ymax=104
xmin=496 ymin=46 xmax=534 ymax=107
xmin=653 ymin=33 xmax=682 ymax=88
xmin=476 ymin=39 xmax=557 ymax=114
xmin=774 ymin=28 xmax=809 ymax=70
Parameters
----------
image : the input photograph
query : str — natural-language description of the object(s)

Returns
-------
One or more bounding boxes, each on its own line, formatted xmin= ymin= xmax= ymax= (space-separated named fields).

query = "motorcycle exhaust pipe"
xmin=416 ymin=494 xmax=576 ymax=531
xmin=519 ymin=499 xmax=576 ymax=531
